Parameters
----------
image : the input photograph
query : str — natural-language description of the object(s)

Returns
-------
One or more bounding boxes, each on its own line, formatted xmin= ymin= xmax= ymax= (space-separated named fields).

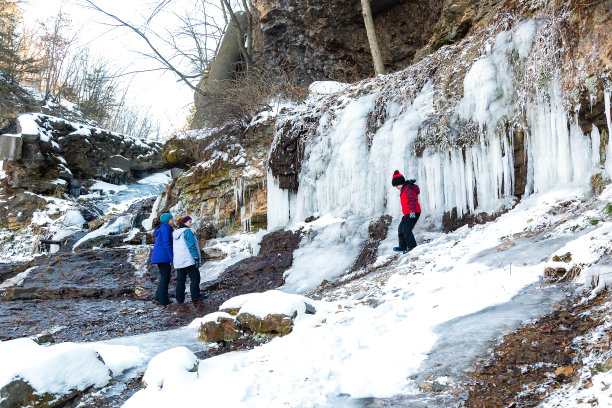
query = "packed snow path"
xmin=123 ymin=186 xmax=612 ymax=407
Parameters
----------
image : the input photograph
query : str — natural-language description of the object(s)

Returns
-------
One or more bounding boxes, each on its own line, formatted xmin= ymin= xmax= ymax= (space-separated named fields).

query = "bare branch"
xmin=81 ymin=0 xmax=201 ymax=93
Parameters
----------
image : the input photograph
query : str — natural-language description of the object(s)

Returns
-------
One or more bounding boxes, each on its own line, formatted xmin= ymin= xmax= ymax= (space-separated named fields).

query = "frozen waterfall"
xmin=267 ymin=19 xmax=612 ymax=230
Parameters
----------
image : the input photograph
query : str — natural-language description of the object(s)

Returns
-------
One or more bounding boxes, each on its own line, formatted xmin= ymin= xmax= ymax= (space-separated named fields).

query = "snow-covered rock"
xmin=0 ymin=338 xmax=111 ymax=406
xmin=141 ymin=347 xmax=199 ymax=390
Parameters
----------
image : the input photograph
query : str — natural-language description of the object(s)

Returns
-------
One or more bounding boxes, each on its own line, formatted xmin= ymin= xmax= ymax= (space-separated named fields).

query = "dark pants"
xmin=398 ymin=212 xmax=420 ymax=250
xmin=154 ymin=263 xmax=171 ymax=305
xmin=176 ymin=264 xmax=201 ymax=303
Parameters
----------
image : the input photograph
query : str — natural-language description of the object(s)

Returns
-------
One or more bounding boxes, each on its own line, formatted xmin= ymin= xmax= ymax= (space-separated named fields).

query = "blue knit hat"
xmin=159 ymin=213 xmax=173 ymax=223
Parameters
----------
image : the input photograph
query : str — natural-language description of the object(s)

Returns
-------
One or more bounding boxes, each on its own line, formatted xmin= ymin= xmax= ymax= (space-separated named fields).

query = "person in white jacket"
xmin=172 ymin=216 xmax=205 ymax=303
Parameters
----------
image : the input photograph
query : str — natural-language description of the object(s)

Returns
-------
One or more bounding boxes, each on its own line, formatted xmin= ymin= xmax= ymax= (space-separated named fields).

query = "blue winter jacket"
xmin=151 ymin=223 xmax=174 ymax=264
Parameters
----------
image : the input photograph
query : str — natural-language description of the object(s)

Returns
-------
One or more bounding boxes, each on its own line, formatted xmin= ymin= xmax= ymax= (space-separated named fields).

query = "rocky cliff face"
xmin=264 ymin=0 xmax=611 ymax=230
xmin=251 ymin=0 xmax=445 ymax=83
xmin=156 ymin=114 xmax=275 ymax=239
xmin=177 ymin=0 xmax=610 ymax=237
xmin=0 ymin=114 xmax=165 ymax=230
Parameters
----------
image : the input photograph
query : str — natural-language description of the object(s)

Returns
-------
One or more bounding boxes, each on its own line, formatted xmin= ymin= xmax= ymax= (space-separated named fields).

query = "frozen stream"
xmin=100 ymin=326 xmax=209 ymax=367
xmin=81 ymin=172 xmax=171 ymax=214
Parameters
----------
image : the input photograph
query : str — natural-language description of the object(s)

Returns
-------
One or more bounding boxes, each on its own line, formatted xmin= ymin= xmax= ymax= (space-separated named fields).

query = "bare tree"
xmin=36 ymin=8 xmax=82 ymax=101
xmin=80 ymin=0 xmax=254 ymax=92
xmin=360 ymin=0 xmax=385 ymax=75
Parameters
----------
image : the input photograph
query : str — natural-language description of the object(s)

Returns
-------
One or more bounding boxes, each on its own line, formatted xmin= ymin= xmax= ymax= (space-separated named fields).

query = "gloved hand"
xmin=409 ymin=212 xmax=416 ymax=219
xmin=194 ymin=259 xmax=200 ymax=269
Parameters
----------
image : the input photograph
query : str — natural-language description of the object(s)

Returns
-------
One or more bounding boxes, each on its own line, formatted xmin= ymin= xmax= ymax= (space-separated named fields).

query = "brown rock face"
xmin=198 ymin=316 xmax=242 ymax=342
xmin=237 ymin=312 xmax=295 ymax=335
xmin=252 ymin=0 xmax=445 ymax=84
xmin=206 ymin=230 xmax=302 ymax=293
xmin=350 ymin=215 xmax=392 ymax=272
xmin=159 ymin=119 xmax=274 ymax=238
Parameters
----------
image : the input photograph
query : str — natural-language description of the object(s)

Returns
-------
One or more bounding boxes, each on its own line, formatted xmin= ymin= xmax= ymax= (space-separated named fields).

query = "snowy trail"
xmin=123 ymin=186 xmax=611 ymax=407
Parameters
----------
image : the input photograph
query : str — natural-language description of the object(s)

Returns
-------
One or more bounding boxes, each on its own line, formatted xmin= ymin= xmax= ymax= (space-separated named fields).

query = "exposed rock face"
xmin=158 ymin=118 xmax=274 ymax=238
xmin=236 ymin=312 xmax=295 ymax=335
xmin=203 ymin=230 xmax=302 ymax=295
xmin=350 ymin=215 xmax=392 ymax=271
xmin=0 ymin=378 xmax=85 ymax=408
xmin=252 ymin=0 xmax=445 ymax=83
xmin=198 ymin=314 xmax=242 ymax=343
xmin=0 ymin=114 xmax=164 ymax=231
xmin=1 ymin=114 xmax=164 ymax=196
xmin=0 ymin=248 xmax=142 ymax=301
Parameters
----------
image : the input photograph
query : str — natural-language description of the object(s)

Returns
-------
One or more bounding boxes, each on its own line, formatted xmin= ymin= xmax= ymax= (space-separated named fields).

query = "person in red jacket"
xmin=392 ymin=170 xmax=421 ymax=253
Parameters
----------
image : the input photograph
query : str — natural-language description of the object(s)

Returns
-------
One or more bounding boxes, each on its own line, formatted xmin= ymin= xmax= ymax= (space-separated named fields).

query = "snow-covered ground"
xmin=114 ymin=185 xmax=611 ymax=407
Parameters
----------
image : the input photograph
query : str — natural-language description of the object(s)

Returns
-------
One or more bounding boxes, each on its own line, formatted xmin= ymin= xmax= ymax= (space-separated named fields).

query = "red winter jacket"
xmin=400 ymin=184 xmax=421 ymax=215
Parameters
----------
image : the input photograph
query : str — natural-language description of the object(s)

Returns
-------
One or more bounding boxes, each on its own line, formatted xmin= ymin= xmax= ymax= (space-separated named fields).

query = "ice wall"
xmin=267 ymin=19 xmax=612 ymax=229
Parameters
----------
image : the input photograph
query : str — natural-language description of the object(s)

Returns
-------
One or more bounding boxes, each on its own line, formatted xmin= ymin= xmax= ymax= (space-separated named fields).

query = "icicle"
xmin=233 ymin=178 xmax=244 ymax=211
xmin=591 ymin=125 xmax=601 ymax=167
xmin=605 ymin=90 xmax=612 ymax=178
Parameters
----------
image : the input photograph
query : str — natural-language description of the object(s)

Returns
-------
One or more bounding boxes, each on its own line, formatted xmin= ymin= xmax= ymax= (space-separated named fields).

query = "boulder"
xmin=236 ymin=312 xmax=296 ymax=335
xmin=198 ymin=315 xmax=242 ymax=343
xmin=30 ymin=331 xmax=55 ymax=345
xmin=88 ymin=218 xmax=105 ymax=232
xmin=0 ymin=378 xmax=82 ymax=408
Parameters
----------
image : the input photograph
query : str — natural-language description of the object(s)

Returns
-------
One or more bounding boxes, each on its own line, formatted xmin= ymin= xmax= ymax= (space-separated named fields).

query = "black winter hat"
xmin=392 ymin=170 xmax=406 ymax=186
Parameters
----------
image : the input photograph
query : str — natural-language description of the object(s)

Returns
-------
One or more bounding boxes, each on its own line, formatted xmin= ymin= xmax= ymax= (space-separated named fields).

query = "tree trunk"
xmin=360 ymin=0 xmax=385 ymax=75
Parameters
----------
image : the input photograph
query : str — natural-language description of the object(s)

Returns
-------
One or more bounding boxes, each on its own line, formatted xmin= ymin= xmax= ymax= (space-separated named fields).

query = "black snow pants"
xmin=398 ymin=212 xmax=420 ymax=250
xmin=154 ymin=263 xmax=171 ymax=305
xmin=175 ymin=264 xmax=201 ymax=303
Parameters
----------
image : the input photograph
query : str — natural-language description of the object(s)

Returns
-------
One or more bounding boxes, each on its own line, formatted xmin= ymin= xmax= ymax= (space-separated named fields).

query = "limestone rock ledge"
xmin=156 ymin=114 xmax=277 ymax=238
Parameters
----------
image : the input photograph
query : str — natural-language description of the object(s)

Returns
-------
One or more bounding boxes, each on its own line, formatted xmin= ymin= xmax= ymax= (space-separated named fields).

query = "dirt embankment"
xmin=466 ymin=290 xmax=611 ymax=407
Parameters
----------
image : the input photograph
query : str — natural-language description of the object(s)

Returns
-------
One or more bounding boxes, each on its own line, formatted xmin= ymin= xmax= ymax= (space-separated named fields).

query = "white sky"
xmin=20 ymin=0 xmax=200 ymax=139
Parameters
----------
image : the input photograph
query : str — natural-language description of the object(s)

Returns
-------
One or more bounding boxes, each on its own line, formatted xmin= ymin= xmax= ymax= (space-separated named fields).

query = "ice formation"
xmin=267 ymin=19 xmax=612 ymax=229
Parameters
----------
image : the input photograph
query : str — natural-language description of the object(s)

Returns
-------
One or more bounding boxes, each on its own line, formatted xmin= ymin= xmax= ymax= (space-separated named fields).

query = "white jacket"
xmin=172 ymin=227 xmax=200 ymax=269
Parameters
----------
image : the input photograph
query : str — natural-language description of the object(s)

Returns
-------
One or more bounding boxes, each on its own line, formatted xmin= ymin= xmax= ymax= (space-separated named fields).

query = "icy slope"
xmin=267 ymin=18 xmax=611 ymax=230
xmin=123 ymin=184 xmax=612 ymax=407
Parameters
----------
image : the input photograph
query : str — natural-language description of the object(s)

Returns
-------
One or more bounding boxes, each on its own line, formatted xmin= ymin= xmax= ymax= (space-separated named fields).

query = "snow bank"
xmin=16 ymin=114 xmax=39 ymax=136
xmin=0 ymin=267 xmax=36 ymax=290
xmin=309 ymin=81 xmax=349 ymax=95
xmin=200 ymin=230 xmax=267 ymax=283
xmin=124 ymin=186 xmax=612 ymax=407
xmin=85 ymin=344 xmax=146 ymax=375
xmin=0 ymin=338 xmax=111 ymax=395
xmin=141 ymin=347 xmax=198 ymax=390
xmin=187 ymin=312 xmax=234 ymax=329
xmin=219 ymin=290 xmax=313 ymax=319
xmin=60 ymin=210 xmax=86 ymax=228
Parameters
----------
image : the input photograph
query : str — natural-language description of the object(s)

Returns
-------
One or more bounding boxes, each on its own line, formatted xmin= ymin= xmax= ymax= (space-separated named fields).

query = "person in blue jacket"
xmin=151 ymin=213 xmax=174 ymax=305
xmin=172 ymin=215 xmax=206 ymax=303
